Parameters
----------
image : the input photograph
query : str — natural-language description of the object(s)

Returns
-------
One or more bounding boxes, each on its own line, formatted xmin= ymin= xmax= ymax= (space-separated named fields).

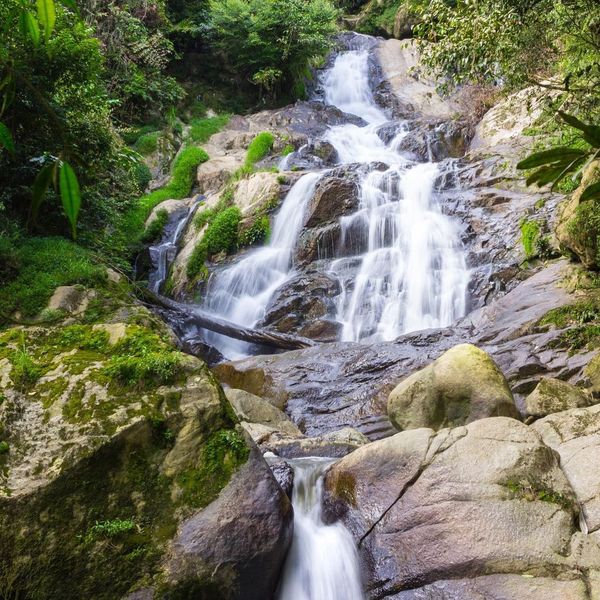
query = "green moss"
xmin=520 ymin=218 xmax=541 ymax=259
xmin=0 ymin=237 xmax=108 ymax=319
xmin=540 ymin=300 xmax=600 ymax=328
xmin=280 ymin=143 xmax=294 ymax=156
xmin=141 ymin=209 xmax=170 ymax=244
xmin=189 ymin=114 xmax=230 ymax=143
xmin=176 ymin=429 xmax=249 ymax=508
xmin=84 ymin=518 xmax=137 ymax=544
xmin=186 ymin=207 xmax=242 ymax=282
xmin=10 ymin=348 xmax=44 ymax=390
xmin=333 ymin=471 xmax=357 ymax=507
xmin=134 ymin=131 xmax=160 ymax=156
xmin=245 ymin=131 xmax=274 ymax=167
xmin=0 ymin=442 xmax=8 ymax=455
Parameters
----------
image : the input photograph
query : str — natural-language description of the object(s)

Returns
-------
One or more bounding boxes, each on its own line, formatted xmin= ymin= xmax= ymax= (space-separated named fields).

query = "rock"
xmin=295 ymin=223 xmax=342 ymax=265
xmin=555 ymin=160 xmax=600 ymax=269
xmin=585 ymin=353 xmax=600 ymax=394
xmin=323 ymin=417 xmax=583 ymax=598
xmin=377 ymin=39 xmax=461 ymax=120
xmin=393 ymin=3 xmax=420 ymax=39
xmin=533 ymin=404 xmax=600 ymax=534
xmin=0 ymin=312 xmax=292 ymax=598
xmin=164 ymin=442 xmax=293 ymax=600
xmin=304 ymin=176 xmax=359 ymax=228
xmin=387 ymin=343 xmax=519 ymax=432
xmin=525 ymin=377 xmax=592 ymax=419
xmin=145 ymin=197 xmax=195 ymax=228
xmin=232 ymin=172 xmax=283 ymax=218
xmin=264 ymin=453 xmax=294 ymax=497
xmin=197 ymin=154 xmax=244 ymax=194
xmin=46 ymin=285 xmax=94 ymax=316
xmin=225 ymin=387 xmax=302 ymax=439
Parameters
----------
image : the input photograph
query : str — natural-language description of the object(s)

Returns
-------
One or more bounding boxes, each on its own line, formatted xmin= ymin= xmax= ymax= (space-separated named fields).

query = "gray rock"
xmin=387 ymin=343 xmax=519 ymax=432
xmin=323 ymin=417 xmax=582 ymax=598
xmin=525 ymin=377 xmax=592 ymax=419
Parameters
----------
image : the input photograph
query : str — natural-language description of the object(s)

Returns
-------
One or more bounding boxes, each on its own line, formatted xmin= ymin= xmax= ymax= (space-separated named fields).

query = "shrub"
xmin=239 ymin=215 xmax=271 ymax=246
xmin=190 ymin=115 xmax=230 ymax=143
xmin=134 ymin=131 xmax=160 ymax=155
xmin=245 ymin=132 xmax=274 ymax=167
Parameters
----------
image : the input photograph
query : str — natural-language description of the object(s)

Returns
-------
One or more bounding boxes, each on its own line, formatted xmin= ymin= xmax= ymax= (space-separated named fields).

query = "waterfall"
xmin=201 ymin=173 xmax=321 ymax=358
xmin=197 ymin=35 xmax=469 ymax=357
xmin=277 ymin=457 xmax=364 ymax=600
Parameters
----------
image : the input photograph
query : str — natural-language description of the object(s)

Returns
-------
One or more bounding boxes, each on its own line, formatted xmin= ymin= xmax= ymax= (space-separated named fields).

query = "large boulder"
xmin=0 ymin=302 xmax=292 ymax=599
xmin=525 ymin=377 xmax=592 ymax=419
xmin=532 ymin=404 xmax=600 ymax=534
xmin=387 ymin=343 xmax=519 ymax=432
xmin=233 ymin=172 xmax=284 ymax=218
xmin=304 ymin=175 xmax=359 ymax=228
xmin=323 ymin=417 xmax=587 ymax=598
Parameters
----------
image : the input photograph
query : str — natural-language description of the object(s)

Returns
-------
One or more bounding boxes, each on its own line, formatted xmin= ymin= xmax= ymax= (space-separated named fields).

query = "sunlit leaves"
xmin=59 ymin=161 xmax=81 ymax=239
xmin=36 ymin=0 xmax=56 ymax=44
xmin=19 ymin=11 xmax=40 ymax=46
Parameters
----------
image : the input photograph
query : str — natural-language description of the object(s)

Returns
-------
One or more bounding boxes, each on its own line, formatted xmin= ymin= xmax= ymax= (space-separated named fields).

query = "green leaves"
xmin=19 ymin=11 xmax=41 ymax=46
xmin=36 ymin=0 xmax=56 ymax=43
xmin=0 ymin=122 xmax=15 ymax=154
xmin=59 ymin=161 xmax=81 ymax=239
xmin=31 ymin=162 xmax=57 ymax=224
xmin=517 ymin=113 xmax=600 ymax=197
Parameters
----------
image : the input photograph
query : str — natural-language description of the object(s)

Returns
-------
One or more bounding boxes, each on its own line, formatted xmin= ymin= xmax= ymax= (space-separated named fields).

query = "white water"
xmin=323 ymin=49 xmax=469 ymax=342
xmin=277 ymin=457 xmax=364 ymax=600
xmin=199 ymin=37 xmax=469 ymax=356
xmin=202 ymin=173 xmax=321 ymax=358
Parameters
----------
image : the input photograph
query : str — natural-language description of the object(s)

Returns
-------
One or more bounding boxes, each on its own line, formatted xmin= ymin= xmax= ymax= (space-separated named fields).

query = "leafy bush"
xmin=0 ymin=237 xmax=107 ymax=319
xmin=190 ymin=115 xmax=230 ymax=143
xmin=239 ymin=215 xmax=270 ymax=246
xmin=245 ymin=132 xmax=274 ymax=167
xmin=134 ymin=132 xmax=160 ymax=156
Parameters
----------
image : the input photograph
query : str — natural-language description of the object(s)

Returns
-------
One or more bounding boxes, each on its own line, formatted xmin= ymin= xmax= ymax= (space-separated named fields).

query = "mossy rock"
xmin=387 ymin=343 xmax=519 ymax=431
xmin=525 ymin=377 xmax=592 ymax=419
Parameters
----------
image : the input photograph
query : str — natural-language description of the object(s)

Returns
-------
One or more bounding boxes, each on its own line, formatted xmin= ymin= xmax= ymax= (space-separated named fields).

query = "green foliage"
xmin=0 ymin=237 xmax=107 ymax=319
xmin=189 ymin=114 xmax=230 ymax=143
xmin=59 ymin=161 xmax=82 ymax=239
xmin=280 ymin=144 xmax=294 ymax=157
xmin=239 ymin=214 xmax=270 ymax=246
xmin=134 ymin=131 xmax=160 ymax=156
xmin=84 ymin=519 xmax=136 ymax=544
xmin=186 ymin=206 xmax=241 ymax=281
xmin=505 ymin=479 xmax=573 ymax=510
xmin=245 ymin=131 xmax=274 ymax=167
xmin=208 ymin=0 xmax=339 ymax=101
xmin=541 ymin=300 xmax=600 ymax=328
xmin=141 ymin=209 xmax=169 ymax=244
xmin=0 ymin=441 xmax=8 ymax=455
xmin=11 ymin=347 xmax=43 ymax=389
xmin=520 ymin=218 xmax=540 ymax=259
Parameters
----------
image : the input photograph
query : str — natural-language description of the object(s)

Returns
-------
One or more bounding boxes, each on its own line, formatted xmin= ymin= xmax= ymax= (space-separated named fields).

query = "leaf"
xmin=581 ymin=182 xmax=600 ymax=202
xmin=19 ymin=11 xmax=40 ymax=46
xmin=559 ymin=111 xmax=600 ymax=148
xmin=31 ymin=162 xmax=56 ymax=224
xmin=36 ymin=0 xmax=56 ymax=43
xmin=526 ymin=165 xmax=566 ymax=187
xmin=516 ymin=147 xmax=587 ymax=170
xmin=0 ymin=122 xmax=15 ymax=154
xmin=59 ymin=161 xmax=81 ymax=239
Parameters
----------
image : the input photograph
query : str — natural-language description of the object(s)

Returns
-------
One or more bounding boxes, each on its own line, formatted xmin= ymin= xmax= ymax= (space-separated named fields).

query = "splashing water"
xmin=277 ymin=457 xmax=364 ymax=600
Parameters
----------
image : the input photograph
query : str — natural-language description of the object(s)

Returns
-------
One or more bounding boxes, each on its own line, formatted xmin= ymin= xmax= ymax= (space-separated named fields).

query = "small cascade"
xmin=148 ymin=203 xmax=199 ymax=294
xmin=201 ymin=173 xmax=321 ymax=358
xmin=277 ymin=457 xmax=364 ymax=600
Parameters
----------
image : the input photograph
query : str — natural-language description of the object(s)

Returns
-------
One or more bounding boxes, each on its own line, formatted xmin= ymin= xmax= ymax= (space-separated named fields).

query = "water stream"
xmin=276 ymin=457 xmax=364 ymax=600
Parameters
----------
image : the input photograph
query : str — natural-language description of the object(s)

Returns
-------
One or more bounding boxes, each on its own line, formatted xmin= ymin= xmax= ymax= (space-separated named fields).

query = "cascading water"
xmin=323 ymin=47 xmax=469 ymax=342
xmin=198 ymin=34 xmax=469 ymax=356
xmin=201 ymin=173 xmax=321 ymax=358
xmin=276 ymin=457 xmax=364 ymax=600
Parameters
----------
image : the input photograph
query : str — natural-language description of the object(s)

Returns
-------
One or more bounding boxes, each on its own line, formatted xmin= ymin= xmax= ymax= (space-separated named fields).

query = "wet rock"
xmin=267 ymin=427 xmax=369 ymax=459
xmin=304 ymin=175 xmax=360 ymax=228
xmin=525 ymin=377 xmax=592 ymax=419
xmin=295 ymin=223 xmax=342 ymax=265
xmin=533 ymin=404 xmax=600 ymax=534
xmin=47 ymin=285 xmax=94 ymax=316
xmin=394 ymin=120 xmax=473 ymax=161
xmin=265 ymin=453 xmax=294 ymax=497
xmin=387 ymin=344 xmax=519 ymax=432
xmin=323 ymin=417 xmax=583 ymax=598
xmin=164 ymin=442 xmax=293 ymax=600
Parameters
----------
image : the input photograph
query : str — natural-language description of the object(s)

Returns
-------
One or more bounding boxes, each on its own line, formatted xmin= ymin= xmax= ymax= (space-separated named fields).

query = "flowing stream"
xmin=276 ymin=457 xmax=364 ymax=600
xmin=199 ymin=35 xmax=469 ymax=357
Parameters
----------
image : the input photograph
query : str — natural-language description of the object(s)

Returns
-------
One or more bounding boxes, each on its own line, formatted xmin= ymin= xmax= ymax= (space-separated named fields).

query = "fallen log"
xmin=139 ymin=287 xmax=316 ymax=351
